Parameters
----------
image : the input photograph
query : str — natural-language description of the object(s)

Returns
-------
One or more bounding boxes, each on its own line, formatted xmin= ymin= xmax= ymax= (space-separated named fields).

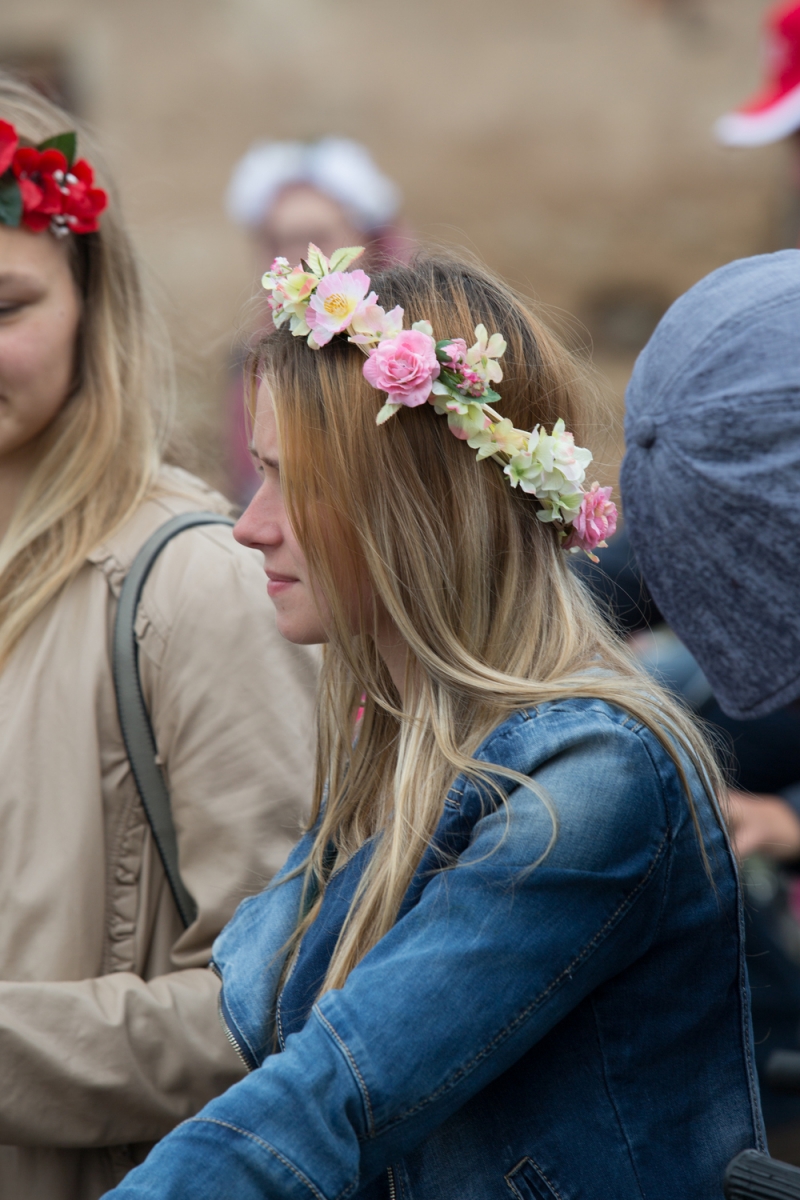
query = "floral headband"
xmin=262 ymin=245 xmax=617 ymax=560
xmin=0 ymin=121 xmax=107 ymax=237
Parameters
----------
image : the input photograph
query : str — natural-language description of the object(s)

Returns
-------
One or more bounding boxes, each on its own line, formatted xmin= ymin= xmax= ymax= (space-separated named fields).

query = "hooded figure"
xmin=621 ymin=250 xmax=800 ymax=721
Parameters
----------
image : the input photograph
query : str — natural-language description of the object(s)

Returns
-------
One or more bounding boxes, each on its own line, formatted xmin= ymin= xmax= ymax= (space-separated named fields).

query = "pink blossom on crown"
xmin=305 ymin=269 xmax=375 ymax=347
xmin=363 ymin=328 xmax=440 ymax=408
xmin=456 ymin=367 xmax=485 ymax=397
xmin=436 ymin=333 xmax=502 ymax=399
xmin=441 ymin=338 xmax=467 ymax=365
xmin=349 ymin=302 xmax=404 ymax=345
xmin=562 ymin=483 xmax=618 ymax=561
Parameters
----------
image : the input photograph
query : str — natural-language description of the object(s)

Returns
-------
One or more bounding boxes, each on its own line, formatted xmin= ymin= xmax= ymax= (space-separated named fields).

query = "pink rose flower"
xmin=363 ymin=329 xmax=440 ymax=407
xmin=305 ymin=269 xmax=375 ymax=347
xmin=441 ymin=338 xmax=467 ymax=365
xmin=563 ymin=483 xmax=618 ymax=557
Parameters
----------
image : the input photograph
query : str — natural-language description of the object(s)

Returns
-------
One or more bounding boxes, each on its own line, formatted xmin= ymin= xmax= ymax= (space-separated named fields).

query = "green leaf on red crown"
xmin=36 ymin=131 xmax=76 ymax=167
xmin=0 ymin=174 xmax=22 ymax=227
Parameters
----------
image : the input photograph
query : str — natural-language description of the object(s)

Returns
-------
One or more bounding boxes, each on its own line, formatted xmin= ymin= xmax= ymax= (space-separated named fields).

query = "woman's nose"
xmin=233 ymin=488 xmax=282 ymax=550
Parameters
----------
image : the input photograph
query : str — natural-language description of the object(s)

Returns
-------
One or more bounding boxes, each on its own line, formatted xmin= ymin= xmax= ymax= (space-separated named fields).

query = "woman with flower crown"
xmin=0 ymin=73 xmax=319 ymax=1200
xmin=106 ymin=246 xmax=763 ymax=1200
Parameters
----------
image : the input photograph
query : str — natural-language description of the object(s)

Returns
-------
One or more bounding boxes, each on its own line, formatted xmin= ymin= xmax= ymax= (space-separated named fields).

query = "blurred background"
xmin=2 ymin=0 xmax=794 ymax=497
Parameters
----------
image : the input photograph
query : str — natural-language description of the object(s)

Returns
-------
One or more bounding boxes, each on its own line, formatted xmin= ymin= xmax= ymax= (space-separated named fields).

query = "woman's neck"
xmin=0 ymin=440 xmax=42 ymax=543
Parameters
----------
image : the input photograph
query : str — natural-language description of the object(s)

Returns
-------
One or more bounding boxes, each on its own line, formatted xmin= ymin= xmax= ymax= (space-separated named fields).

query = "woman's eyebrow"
xmin=249 ymin=447 xmax=280 ymax=471
xmin=0 ymin=271 xmax=38 ymax=287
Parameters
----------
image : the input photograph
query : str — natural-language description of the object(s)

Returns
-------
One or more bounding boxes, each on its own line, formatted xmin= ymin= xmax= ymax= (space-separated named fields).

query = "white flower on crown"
xmin=504 ymin=420 xmax=592 ymax=524
xmin=466 ymin=324 xmax=507 ymax=387
xmin=467 ymin=417 xmax=528 ymax=461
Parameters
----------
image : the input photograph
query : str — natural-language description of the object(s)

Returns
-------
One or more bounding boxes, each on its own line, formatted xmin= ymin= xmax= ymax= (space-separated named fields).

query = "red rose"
xmin=60 ymin=159 xmax=107 ymax=234
xmin=13 ymin=147 xmax=68 ymax=232
xmin=0 ymin=120 xmax=18 ymax=177
xmin=2 ymin=131 xmax=106 ymax=236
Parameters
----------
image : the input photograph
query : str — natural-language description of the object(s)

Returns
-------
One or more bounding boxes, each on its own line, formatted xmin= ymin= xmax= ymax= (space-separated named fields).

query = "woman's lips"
xmin=265 ymin=571 xmax=298 ymax=597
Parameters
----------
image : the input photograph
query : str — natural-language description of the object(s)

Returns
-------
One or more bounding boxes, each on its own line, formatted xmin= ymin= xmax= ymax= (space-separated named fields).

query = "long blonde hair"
xmin=256 ymin=252 xmax=724 ymax=995
xmin=0 ymin=72 xmax=172 ymax=669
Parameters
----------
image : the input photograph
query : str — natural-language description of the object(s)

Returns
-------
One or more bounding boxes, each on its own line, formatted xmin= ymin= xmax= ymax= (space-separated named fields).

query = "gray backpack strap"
xmin=112 ymin=511 xmax=236 ymax=928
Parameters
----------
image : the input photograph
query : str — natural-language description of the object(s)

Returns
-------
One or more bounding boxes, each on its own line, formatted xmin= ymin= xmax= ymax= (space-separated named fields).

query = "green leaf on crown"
xmin=328 ymin=246 xmax=363 ymax=274
xmin=37 ymin=132 xmax=77 ymax=166
xmin=376 ymin=401 xmax=400 ymax=425
xmin=0 ymin=174 xmax=22 ymax=227
xmin=305 ymin=243 xmax=330 ymax=278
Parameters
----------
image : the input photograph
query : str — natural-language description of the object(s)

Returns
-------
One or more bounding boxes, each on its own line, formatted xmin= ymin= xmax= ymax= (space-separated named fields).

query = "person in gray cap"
xmin=621 ymin=248 xmax=800 ymax=1145
xmin=621 ymin=249 xmax=800 ymax=725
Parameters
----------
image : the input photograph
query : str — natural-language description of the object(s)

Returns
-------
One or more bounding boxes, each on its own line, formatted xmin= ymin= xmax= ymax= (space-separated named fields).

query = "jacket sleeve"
xmin=103 ymin=720 xmax=679 ymax=1198
xmin=0 ymin=526 xmax=319 ymax=1149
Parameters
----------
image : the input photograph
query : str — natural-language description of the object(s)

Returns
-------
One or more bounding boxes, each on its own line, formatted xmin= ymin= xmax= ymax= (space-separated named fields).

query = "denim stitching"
xmin=453 ymin=704 xmax=636 ymax=814
xmin=189 ymin=1118 xmax=334 ymax=1200
xmin=629 ymin=725 xmax=673 ymax=944
xmin=314 ymin=1006 xmax=376 ymax=1135
xmin=505 ymin=1156 xmax=564 ymax=1200
xmin=331 ymin=1183 xmax=359 ymax=1200
xmin=365 ymin=828 xmax=669 ymax=1136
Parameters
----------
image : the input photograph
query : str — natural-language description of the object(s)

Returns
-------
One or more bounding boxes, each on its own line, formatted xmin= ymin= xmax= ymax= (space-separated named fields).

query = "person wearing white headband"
xmin=223 ymin=138 xmax=410 ymax=506
xmin=226 ymin=137 xmax=403 ymax=272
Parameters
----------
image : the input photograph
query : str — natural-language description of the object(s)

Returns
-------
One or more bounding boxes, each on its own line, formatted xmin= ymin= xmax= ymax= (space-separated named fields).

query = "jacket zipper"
xmin=212 ymin=960 xmax=396 ymax=1192
xmin=210 ymin=961 xmax=255 ymax=1073
xmin=275 ymin=939 xmax=303 ymax=1053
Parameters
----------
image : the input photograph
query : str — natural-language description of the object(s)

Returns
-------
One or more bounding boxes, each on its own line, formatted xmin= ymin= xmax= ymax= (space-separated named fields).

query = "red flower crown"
xmin=0 ymin=120 xmax=107 ymax=237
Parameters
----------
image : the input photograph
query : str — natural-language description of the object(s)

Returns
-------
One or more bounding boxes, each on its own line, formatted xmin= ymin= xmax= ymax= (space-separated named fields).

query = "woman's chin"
xmin=273 ymin=609 xmax=328 ymax=646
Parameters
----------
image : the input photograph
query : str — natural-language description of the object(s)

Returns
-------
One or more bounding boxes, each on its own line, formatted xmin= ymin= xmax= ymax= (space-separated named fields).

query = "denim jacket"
xmin=105 ymin=699 xmax=764 ymax=1200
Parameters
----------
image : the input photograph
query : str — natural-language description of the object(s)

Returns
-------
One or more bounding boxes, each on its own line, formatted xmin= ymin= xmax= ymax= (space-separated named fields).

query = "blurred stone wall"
xmin=0 ymin=0 xmax=789 ymax=492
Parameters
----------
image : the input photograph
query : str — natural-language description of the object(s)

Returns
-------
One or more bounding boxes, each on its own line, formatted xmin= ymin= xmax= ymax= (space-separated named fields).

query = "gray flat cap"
xmin=621 ymin=250 xmax=800 ymax=720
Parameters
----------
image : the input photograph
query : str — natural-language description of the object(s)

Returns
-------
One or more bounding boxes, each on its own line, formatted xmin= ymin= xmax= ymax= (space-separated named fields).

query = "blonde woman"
xmin=0 ymin=74 xmax=318 ymax=1199
xmin=107 ymin=252 xmax=762 ymax=1200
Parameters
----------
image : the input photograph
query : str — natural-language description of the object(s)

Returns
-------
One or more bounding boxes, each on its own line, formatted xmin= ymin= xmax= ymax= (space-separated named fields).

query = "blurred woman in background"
xmin=0 ymin=72 xmax=317 ymax=1199
xmin=224 ymin=137 xmax=413 ymax=504
xmin=225 ymin=135 xmax=409 ymax=276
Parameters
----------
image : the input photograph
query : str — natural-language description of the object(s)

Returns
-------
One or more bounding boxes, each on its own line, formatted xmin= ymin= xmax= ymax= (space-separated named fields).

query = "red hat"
xmin=715 ymin=1 xmax=800 ymax=146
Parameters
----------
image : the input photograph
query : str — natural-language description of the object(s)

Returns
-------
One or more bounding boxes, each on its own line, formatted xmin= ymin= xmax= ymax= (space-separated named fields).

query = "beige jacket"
xmin=0 ymin=468 xmax=318 ymax=1200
